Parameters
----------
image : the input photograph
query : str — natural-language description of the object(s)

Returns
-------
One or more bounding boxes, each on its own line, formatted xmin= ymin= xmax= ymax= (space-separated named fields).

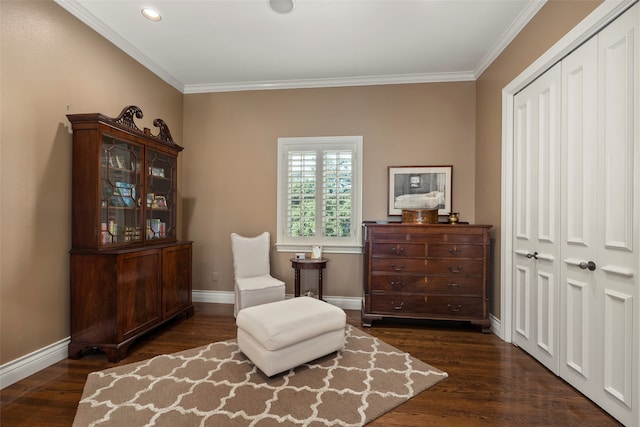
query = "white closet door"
xmin=595 ymin=4 xmax=638 ymax=424
xmin=512 ymin=63 xmax=562 ymax=374
xmin=559 ymin=33 xmax=599 ymax=402
xmin=560 ymin=5 xmax=638 ymax=426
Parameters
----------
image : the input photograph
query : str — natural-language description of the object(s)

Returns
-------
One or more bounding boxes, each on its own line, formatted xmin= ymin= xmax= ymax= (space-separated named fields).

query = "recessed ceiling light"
xmin=269 ymin=0 xmax=294 ymax=14
xmin=141 ymin=8 xmax=162 ymax=22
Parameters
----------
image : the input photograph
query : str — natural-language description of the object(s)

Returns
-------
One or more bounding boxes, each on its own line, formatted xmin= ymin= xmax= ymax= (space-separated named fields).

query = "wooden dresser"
xmin=362 ymin=222 xmax=492 ymax=331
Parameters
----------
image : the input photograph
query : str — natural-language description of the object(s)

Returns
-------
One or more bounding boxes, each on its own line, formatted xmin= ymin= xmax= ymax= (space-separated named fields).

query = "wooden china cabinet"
xmin=67 ymin=106 xmax=193 ymax=362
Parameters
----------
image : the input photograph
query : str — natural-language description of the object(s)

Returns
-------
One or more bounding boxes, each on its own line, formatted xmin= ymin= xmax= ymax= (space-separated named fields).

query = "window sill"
xmin=276 ymin=243 xmax=363 ymax=255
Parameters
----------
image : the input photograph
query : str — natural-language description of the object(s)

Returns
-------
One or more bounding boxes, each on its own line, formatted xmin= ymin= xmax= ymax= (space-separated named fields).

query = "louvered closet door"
xmin=560 ymin=6 xmax=639 ymax=425
xmin=512 ymin=63 xmax=562 ymax=374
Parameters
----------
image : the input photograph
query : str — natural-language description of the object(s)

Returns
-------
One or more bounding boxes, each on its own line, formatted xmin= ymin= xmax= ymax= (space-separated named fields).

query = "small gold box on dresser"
xmin=401 ymin=208 xmax=439 ymax=224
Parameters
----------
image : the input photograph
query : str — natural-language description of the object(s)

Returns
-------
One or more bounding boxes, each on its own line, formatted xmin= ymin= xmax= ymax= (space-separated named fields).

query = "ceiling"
xmin=55 ymin=0 xmax=546 ymax=94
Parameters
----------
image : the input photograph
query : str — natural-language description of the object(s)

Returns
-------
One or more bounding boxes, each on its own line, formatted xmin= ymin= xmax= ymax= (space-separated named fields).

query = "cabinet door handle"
xmin=449 ymin=247 xmax=461 ymax=255
xmin=448 ymin=304 xmax=462 ymax=312
xmin=578 ymin=261 xmax=597 ymax=271
xmin=447 ymin=283 xmax=462 ymax=288
xmin=448 ymin=265 xmax=463 ymax=273
xmin=391 ymin=263 xmax=405 ymax=271
xmin=391 ymin=301 xmax=404 ymax=310
xmin=391 ymin=246 xmax=405 ymax=254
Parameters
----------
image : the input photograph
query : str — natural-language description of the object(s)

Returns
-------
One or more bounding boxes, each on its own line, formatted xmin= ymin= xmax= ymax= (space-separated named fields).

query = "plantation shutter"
xmin=322 ymin=150 xmax=353 ymax=238
xmin=277 ymin=136 xmax=362 ymax=253
xmin=287 ymin=150 xmax=316 ymax=237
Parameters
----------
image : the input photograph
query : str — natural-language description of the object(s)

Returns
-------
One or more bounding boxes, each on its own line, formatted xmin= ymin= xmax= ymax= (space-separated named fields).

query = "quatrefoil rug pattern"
xmin=73 ymin=325 xmax=447 ymax=426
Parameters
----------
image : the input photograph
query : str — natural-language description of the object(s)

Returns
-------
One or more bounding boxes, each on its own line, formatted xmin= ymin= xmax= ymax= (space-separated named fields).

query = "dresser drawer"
xmin=372 ymin=243 xmax=425 ymax=258
xmin=371 ymin=258 xmax=426 ymax=273
xmin=429 ymin=244 xmax=484 ymax=258
xmin=370 ymin=295 xmax=484 ymax=318
xmin=371 ymin=275 xmax=482 ymax=295
xmin=371 ymin=258 xmax=485 ymax=275
xmin=425 ymin=259 xmax=485 ymax=276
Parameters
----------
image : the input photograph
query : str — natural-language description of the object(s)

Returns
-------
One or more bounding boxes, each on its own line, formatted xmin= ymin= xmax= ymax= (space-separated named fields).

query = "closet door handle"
xmin=526 ymin=251 xmax=538 ymax=259
xmin=578 ymin=261 xmax=597 ymax=271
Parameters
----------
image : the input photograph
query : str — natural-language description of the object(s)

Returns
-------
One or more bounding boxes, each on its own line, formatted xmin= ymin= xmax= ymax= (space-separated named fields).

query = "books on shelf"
xmin=102 ymin=222 xmax=141 ymax=244
xmin=146 ymin=218 xmax=166 ymax=239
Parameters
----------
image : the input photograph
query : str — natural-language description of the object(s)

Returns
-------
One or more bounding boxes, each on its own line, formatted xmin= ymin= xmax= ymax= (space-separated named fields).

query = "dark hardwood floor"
xmin=1 ymin=302 xmax=621 ymax=426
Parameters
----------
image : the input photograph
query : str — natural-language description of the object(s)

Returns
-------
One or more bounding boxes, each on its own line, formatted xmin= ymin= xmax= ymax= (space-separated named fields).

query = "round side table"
xmin=290 ymin=258 xmax=328 ymax=300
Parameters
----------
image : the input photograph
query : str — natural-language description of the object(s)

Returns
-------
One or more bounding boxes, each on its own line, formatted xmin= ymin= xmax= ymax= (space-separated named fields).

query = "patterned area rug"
xmin=73 ymin=325 xmax=448 ymax=426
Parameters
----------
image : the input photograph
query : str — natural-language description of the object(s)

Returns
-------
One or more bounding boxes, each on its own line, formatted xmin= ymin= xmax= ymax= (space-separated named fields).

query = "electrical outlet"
xmin=212 ymin=272 xmax=218 ymax=281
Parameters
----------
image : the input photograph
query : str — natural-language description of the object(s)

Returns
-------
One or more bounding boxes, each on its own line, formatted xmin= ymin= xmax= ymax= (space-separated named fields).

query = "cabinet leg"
xmin=361 ymin=314 xmax=381 ymax=328
xmin=185 ymin=305 xmax=195 ymax=318
xmin=68 ymin=343 xmax=84 ymax=360
xmin=471 ymin=320 xmax=492 ymax=334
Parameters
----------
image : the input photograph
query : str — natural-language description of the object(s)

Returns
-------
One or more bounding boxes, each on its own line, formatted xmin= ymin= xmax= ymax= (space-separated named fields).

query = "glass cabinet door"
xmin=101 ymin=135 xmax=143 ymax=246
xmin=145 ymin=149 xmax=176 ymax=241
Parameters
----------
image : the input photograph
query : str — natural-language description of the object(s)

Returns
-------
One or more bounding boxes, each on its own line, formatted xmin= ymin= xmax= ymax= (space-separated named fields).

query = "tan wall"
xmin=182 ymin=84 xmax=477 ymax=297
xmin=0 ymin=0 xmax=183 ymax=364
xmin=475 ymin=0 xmax=602 ymax=317
xmin=0 ymin=0 xmax=605 ymax=367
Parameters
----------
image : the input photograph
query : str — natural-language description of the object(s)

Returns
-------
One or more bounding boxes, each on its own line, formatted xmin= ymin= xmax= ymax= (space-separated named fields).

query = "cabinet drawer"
xmin=429 ymin=244 xmax=484 ymax=258
xmin=371 ymin=258 xmax=484 ymax=275
xmin=372 ymin=243 xmax=425 ymax=258
xmin=371 ymin=258 xmax=426 ymax=273
xmin=370 ymin=275 xmax=482 ymax=295
xmin=426 ymin=259 xmax=485 ymax=276
xmin=370 ymin=295 xmax=484 ymax=318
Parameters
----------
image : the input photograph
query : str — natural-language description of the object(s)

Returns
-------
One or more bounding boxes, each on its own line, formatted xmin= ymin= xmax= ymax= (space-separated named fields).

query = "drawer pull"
xmin=389 ymin=280 xmax=405 ymax=288
xmin=449 ymin=246 xmax=462 ymax=255
xmin=391 ymin=301 xmax=404 ymax=310
xmin=448 ymin=265 xmax=463 ymax=273
xmin=448 ymin=304 xmax=462 ymax=312
xmin=391 ymin=246 xmax=405 ymax=254
xmin=447 ymin=283 xmax=462 ymax=288
xmin=391 ymin=263 xmax=406 ymax=272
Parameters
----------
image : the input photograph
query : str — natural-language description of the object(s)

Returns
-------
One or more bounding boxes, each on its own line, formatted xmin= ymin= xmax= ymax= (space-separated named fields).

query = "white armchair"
xmin=231 ymin=232 xmax=285 ymax=317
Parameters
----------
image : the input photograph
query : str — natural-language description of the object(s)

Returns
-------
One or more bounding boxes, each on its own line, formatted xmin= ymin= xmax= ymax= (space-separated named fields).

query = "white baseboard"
xmin=489 ymin=313 xmax=502 ymax=339
xmin=192 ymin=289 xmax=363 ymax=311
xmin=1 ymin=290 xmax=361 ymax=389
xmin=0 ymin=337 xmax=70 ymax=389
xmin=2 ymin=290 xmax=495 ymax=389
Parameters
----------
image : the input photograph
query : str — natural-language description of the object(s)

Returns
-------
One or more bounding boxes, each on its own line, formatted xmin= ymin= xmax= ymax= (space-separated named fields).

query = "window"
xmin=277 ymin=136 xmax=363 ymax=253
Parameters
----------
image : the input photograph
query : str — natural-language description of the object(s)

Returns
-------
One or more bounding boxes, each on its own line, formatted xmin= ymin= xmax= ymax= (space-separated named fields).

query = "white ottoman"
xmin=236 ymin=297 xmax=346 ymax=376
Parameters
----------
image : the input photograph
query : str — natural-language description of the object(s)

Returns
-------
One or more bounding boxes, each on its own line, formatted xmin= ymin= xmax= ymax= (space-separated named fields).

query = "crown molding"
xmin=54 ymin=0 xmax=185 ymax=92
xmin=183 ymin=71 xmax=475 ymax=94
xmin=56 ymin=0 xmax=542 ymax=94
xmin=473 ymin=0 xmax=547 ymax=78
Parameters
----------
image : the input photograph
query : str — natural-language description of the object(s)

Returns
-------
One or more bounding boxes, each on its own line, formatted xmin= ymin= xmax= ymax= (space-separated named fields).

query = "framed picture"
xmin=154 ymin=195 xmax=167 ymax=209
xmin=388 ymin=165 xmax=452 ymax=216
xmin=311 ymin=245 xmax=322 ymax=259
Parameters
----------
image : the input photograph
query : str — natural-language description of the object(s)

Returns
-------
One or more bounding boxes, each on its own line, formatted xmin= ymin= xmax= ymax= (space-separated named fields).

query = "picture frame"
xmin=154 ymin=195 xmax=167 ymax=209
xmin=311 ymin=245 xmax=322 ymax=259
xmin=388 ymin=165 xmax=452 ymax=216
